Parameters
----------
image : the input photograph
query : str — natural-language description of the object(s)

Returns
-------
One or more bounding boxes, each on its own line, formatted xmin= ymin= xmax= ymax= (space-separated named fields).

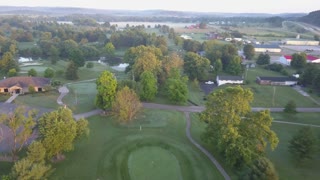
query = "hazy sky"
xmin=0 ymin=0 xmax=319 ymax=14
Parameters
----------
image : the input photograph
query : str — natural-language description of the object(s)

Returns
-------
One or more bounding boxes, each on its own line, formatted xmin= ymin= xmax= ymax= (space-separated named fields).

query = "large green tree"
xmin=0 ymin=107 xmax=36 ymax=160
xmin=256 ymin=53 xmax=270 ymax=65
xmin=0 ymin=52 xmax=19 ymax=74
xmin=139 ymin=71 xmax=158 ymax=101
xmin=243 ymin=44 xmax=255 ymax=60
xmin=184 ymin=52 xmax=211 ymax=81
xmin=95 ymin=70 xmax=118 ymax=110
xmin=291 ymin=53 xmax=307 ymax=69
xmin=132 ymin=51 xmax=161 ymax=80
xmin=38 ymin=107 xmax=89 ymax=159
xmin=28 ymin=68 xmax=37 ymax=77
xmin=105 ymin=42 xmax=115 ymax=58
xmin=226 ymin=56 xmax=242 ymax=75
xmin=165 ymin=70 xmax=188 ymax=104
xmin=200 ymin=86 xmax=279 ymax=168
xmin=240 ymin=157 xmax=278 ymax=180
xmin=288 ymin=127 xmax=317 ymax=164
xmin=65 ymin=61 xmax=79 ymax=80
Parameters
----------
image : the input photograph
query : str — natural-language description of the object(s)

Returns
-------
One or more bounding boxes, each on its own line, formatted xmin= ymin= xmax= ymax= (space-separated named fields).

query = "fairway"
xmin=49 ymin=109 xmax=224 ymax=180
xmin=128 ymin=146 xmax=181 ymax=180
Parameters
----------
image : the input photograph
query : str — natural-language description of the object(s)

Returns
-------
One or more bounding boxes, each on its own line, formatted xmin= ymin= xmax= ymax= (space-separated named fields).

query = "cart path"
xmin=184 ymin=112 xmax=231 ymax=180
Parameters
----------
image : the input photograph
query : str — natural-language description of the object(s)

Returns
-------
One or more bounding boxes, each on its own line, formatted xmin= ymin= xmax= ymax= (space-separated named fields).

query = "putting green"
xmin=128 ymin=146 xmax=182 ymax=180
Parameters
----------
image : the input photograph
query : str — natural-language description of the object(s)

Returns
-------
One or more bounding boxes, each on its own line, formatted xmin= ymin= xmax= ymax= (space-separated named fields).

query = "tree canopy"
xmin=95 ymin=70 xmax=118 ymax=110
xmin=139 ymin=71 xmax=158 ymax=101
xmin=200 ymin=86 xmax=279 ymax=168
xmin=243 ymin=44 xmax=255 ymax=60
xmin=184 ymin=52 xmax=211 ymax=81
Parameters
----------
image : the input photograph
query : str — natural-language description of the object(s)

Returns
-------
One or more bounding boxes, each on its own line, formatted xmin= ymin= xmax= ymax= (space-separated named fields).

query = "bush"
xmin=86 ymin=62 xmax=94 ymax=68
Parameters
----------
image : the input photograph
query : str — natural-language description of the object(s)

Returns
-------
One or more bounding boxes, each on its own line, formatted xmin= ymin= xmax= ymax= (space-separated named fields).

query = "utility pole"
xmin=272 ymin=86 xmax=276 ymax=106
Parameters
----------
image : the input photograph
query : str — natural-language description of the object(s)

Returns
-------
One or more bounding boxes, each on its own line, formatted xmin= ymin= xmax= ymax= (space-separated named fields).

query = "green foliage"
xmin=184 ymin=52 xmax=211 ymax=81
xmin=132 ymin=51 xmax=161 ymax=80
xmin=291 ymin=53 xmax=307 ymax=69
xmin=257 ymin=53 xmax=270 ymax=65
xmin=139 ymin=71 xmax=158 ymax=101
xmin=0 ymin=52 xmax=19 ymax=74
xmin=65 ymin=61 xmax=79 ymax=80
xmin=288 ymin=127 xmax=317 ymax=164
xmin=11 ymin=158 xmax=52 ymax=180
xmin=283 ymin=100 xmax=297 ymax=113
xmin=86 ymin=62 xmax=94 ymax=68
xmin=95 ymin=70 xmax=117 ymax=110
xmin=243 ymin=44 xmax=255 ymax=60
xmin=300 ymin=64 xmax=319 ymax=86
xmin=200 ymin=86 xmax=279 ymax=168
xmin=26 ymin=141 xmax=46 ymax=163
xmin=27 ymin=68 xmax=37 ymax=77
xmin=240 ymin=157 xmax=278 ymax=180
xmin=44 ymin=68 xmax=55 ymax=78
xmin=226 ymin=56 xmax=242 ymax=75
xmin=112 ymin=86 xmax=142 ymax=123
xmin=38 ymin=107 xmax=88 ymax=159
xmin=28 ymin=85 xmax=36 ymax=95
xmin=0 ymin=107 xmax=36 ymax=159
xmin=165 ymin=76 xmax=188 ymax=104
xmin=7 ymin=68 xmax=17 ymax=77
xmin=69 ymin=48 xmax=85 ymax=67
xmin=105 ymin=42 xmax=115 ymax=58
xmin=76 ymin=118 xmax=90 ymax=140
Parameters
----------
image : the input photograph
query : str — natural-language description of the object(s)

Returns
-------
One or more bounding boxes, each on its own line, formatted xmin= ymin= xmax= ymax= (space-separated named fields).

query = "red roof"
xmin=307 ymin=55 xmax=318 ymax=61
xmin=284 ymin=55 xmax=292 ymax=60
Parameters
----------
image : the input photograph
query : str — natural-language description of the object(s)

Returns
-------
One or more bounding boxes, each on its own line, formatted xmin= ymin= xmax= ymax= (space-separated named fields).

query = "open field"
xmin=190 ymin=112 xmax=320 ymax=180
xmin=47 ymin=109 xmax=224 ymax=180
xmin=13 ymin=90 xmax=60 ymax=109
xmin=271 ymin=112 xmax=320 ymax=126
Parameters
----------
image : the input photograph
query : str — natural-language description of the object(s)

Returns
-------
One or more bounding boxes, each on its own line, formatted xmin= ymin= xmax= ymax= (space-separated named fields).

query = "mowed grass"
xmin=49 ymin=109 xmax=224 ymax=180
xmin=128 ymin=146 xmax=181 ymax=180
xmin=271 ymin=112 xmax=320 ymax=126
xmin=63 ymin=82 xmax=97 ymax=113
xmin=13 ymin=91 xmax=60 ymax=109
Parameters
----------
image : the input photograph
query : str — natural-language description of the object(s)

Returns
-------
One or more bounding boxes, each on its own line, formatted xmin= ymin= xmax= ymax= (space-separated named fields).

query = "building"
xmin=0 ymin=77 xmax=51 ymax=94
xmin=279 ymin=55 xmax=320 ymax=65
xmin=256 ymin=76 xmax=298 ymax=86
xmin=216 ymin=76 xmax=244 ymax=86
xmin=254 ymin=44 xmax=281 ymax=53
xmin=282 ymin=39 xmax=319 ymax=46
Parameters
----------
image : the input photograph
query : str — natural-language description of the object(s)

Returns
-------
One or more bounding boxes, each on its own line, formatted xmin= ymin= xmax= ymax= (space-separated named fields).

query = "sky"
xmin=0 ymin=0 xmax=319 ymax=14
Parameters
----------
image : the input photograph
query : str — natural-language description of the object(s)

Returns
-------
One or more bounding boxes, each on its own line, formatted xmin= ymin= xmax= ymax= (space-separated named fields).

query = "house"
xmin=0 ymin=77 xmax=51 ymax=94
xmin=254 ymin=44 xmax=281 ymax=53
xmin=216 ymin=76 xmax=244 ymax=86
xmin=279 ymin=55 xmax=320 ymax=65
xmin=256 ymin=76 xmax=298 ymax=86
xmin=282 ymin=39 xmax=319 ymax=46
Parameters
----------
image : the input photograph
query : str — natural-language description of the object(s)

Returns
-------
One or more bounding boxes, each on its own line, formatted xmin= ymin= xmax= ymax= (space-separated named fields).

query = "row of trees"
xmin=0 ymin=107 xmax=89 ymax=179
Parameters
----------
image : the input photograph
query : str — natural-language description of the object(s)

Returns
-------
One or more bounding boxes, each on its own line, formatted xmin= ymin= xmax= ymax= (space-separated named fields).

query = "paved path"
xmin=73 ymin=109 xmax=103 ymax=120
xmin=57 ymin=86 xmax=69 ymax=105
xmin=273 ymin=120 xmax=320 ymax=128
xmin=184 ymin=112 xmax=231 ymax=180
xmin=5 ymin=94 xmax=19 ymax=103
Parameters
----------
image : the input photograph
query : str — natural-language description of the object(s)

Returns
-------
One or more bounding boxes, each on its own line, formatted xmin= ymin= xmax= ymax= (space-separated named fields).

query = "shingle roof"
xmin=0 ymin=77 xmax=50 ymax=88
xmin=218 ymin=76 xmax=243 ymax=81
xmin=258 ymin=76 xmax=297 ymax=82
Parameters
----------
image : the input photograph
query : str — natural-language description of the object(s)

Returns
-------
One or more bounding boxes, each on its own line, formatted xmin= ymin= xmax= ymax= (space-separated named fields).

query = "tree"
xmin=112 ymin=86 xmax=142 ymax=123
xmin=95 ymin=70 xmax=117 ymax=110
xmin=11 ymin=141 xmax=52 ymax=180
xmin=28 ymin=85 xmax=36 ymax=95
xmin=0 ymin=107 xmax=36 ymax=160
xmin=200 ymin=86 xmax=279 ymax=168
xmin=8 ymin=68 xmax=17 ymax=77
xmin=86 ymin=62 xmax=94 ymax=68
xmin=291 ymin=53 xmax=307 ymax=69
xmin=184 ymin=52 xmax=211 ymax=81
xmin=226 ymin=56 xmax=242 ymax=75
xmin=165 ymin=72 xmax=188 ymax=104
xmin=283 ymin=100 xmax=297 ymax=113
xmin=65 ymin=61 xmax=79 ymax=80
xmin=288 ymin=127 xmax=317 ymax=164
xmin=256 ymin=53 xmax=270 ymax=65
xmin=44 ymin=68 xmax=55 ymax=78
xmin=240 ymin=157 xmax=278 ymax=180
xmin=314 ymin=34 xmax=319 ymax=41
xmin=139 ymin=71 xmax=158 ymax=101
xmin=243 ymin=44 xmax=255 ymax=60
xmin=69 ymin=48 xmax=85 ymax=67
xmin=38 ymin=107 xmax=89 ymax=160
xmin=214 ymin=59 xmax=223 ymax=74
xmin=28 ymin=68 xmax=37 ymax=77
xmin=49 ymin=46 xmax=59 ymax=65
xmin=160 ymin=52 xmax=184 ymax=83
xmin=105 ymin=42 xmax=115 ymax=58
xmin=132 ymin=51 xmax=161 ymax=80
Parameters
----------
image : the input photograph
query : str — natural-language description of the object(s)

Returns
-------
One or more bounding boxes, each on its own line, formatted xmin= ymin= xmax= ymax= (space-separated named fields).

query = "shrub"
xmin=86 ymin=62 xmax=94 ymax=68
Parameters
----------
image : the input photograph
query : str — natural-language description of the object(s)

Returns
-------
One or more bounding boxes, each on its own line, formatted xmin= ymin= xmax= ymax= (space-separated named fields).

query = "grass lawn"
xmin=190 ymin=112 xmax=320 ymax=180
xmin=13 ymin=91 xmax=60 ymax=109
xmin=188 ymin=82 xmax=206 ymax=106
xmin=48 ymin=109 xmax=224 ymax=180
xmin=271 ymin=112 xmax=320 ymax=126
xmin=63 ymin=82 xmax=97 ymax=113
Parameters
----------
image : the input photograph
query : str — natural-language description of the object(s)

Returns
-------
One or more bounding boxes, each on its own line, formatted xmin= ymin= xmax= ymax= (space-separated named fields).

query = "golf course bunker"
xmin=128 ymin=146 xmax=182 ymax=180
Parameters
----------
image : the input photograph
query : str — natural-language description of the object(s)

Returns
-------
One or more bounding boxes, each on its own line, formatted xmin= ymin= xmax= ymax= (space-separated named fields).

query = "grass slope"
xmin=49 ymin=109 xmax=224 ymax=180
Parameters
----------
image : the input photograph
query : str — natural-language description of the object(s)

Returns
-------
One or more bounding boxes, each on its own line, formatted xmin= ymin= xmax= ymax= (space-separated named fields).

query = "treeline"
xmin=299 ymin=10 xmax=320 ymax=27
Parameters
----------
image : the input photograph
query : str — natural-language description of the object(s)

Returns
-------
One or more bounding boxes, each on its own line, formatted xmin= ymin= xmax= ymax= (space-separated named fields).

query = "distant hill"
xmin=0 ymin=6 xmax=307 ymax=18
xmin=299 ymin=10 xmax=320 ymax=27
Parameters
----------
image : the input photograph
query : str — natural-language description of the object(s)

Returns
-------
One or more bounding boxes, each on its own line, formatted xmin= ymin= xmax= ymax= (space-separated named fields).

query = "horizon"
xmin=0 ymin=0 xmax=319 ymax=14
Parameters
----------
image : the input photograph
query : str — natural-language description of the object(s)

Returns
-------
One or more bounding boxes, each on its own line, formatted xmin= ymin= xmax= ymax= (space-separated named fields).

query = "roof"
xmin=284 ymin=55 xmax=292 ymax=60
xmin=218 ymin=76 xmax=243 ymax=81
xmin=0 ymin=77 xmax=50 ymax=88
xmin=257 ymin=76 xmax=297 ymax=82
xmin=254 ymin=44 xmax=280 ymax=49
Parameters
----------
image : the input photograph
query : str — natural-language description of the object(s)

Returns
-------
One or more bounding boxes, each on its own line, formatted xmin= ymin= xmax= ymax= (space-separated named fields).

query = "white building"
xmin=282 ymin=39 xmax=319 ymax=46
xmin=216 ymin=76 xmax=244 ymax=86
xmin=254 ymin=44 xmax=281 ymax=53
